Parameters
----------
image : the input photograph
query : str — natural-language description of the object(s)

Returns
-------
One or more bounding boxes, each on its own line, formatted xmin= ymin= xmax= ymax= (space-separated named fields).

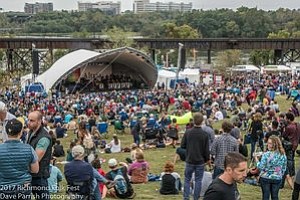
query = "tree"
xmin=215 ymin=50 xmax=241 ymax=74
xmin=249 ymin=50 xmax=272 ymax=66
xmin=104 ymin=26 xmax=134 ymax=48
xmin=268 ymin=30 xmax=290 ymax=38
xmin=161 ymin=23 xmax=200 ymax=38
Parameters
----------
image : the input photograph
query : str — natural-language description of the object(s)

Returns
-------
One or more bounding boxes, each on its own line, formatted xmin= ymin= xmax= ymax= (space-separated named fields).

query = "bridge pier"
xmin=207 ymin=49 xmax=211 ymax=64
xmin=150 ymin=49 xmax=156 ymax=64
xmin=274 ymin=49 xmax=284 ymax=64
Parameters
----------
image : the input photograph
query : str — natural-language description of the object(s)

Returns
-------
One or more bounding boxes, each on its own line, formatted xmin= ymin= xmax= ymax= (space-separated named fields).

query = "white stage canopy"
xmin=36 ymin=47 xmax=157 ymax=92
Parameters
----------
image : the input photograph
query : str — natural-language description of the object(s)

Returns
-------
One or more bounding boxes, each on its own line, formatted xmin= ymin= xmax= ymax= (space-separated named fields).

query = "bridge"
xmin=134 ymin=38 xmax=300 ymax=64
xmin=0 ymin=37 xmax=111 ymax=72
xmin=0 ymin=37 xmax=299 ymax=72
xmin=0 ymin=37 xmax=111 ymax=49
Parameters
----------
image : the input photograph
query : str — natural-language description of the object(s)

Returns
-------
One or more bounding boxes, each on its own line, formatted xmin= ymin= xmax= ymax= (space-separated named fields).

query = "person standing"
xmin=0 ymin=118 xmax=39 ymax=200
xmin=180 ymin=112 xmax=210 ymax=200
xmin=203 ymin=152 xmax=247 ymax=200
xmin=248 ymin=112 xmax=264 ymax=159
xmin=292 ymin=165 xmax=300 ymax=200
xmin=211 ymin=121 xmax=239 ymax=179
xmin=255 ymin=136 xmax=287 ymax=200
xmin=282 ymin=112 xmax=300 ymax=189
xmin=0 ymin=101 xmax=16 ymax=143
xmin=27 ymin=111 xmax=52 ymax=200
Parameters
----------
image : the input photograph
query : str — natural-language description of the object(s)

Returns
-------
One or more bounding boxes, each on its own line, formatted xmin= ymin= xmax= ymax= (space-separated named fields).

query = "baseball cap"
xmin=108 ymin=158 xmax=118 ymax=167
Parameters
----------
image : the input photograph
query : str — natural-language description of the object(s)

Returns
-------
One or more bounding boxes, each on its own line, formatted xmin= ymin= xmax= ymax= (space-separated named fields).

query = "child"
xmin=159 ymin=161 xmax=181 ymax=195
xmin=92 ymin=155 xmax=108 ymax=199
xmin=167 ymin=118 xmax=179 ymax=148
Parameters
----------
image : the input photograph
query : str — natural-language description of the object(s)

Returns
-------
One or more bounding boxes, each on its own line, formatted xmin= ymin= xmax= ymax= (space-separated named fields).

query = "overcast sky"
xmin=0 ymin=0 xmax=299 ymax=12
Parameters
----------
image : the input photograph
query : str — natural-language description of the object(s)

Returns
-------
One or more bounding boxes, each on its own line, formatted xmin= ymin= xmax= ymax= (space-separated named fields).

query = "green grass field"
xmin=54 ymin=95 xmax=299 ymax=200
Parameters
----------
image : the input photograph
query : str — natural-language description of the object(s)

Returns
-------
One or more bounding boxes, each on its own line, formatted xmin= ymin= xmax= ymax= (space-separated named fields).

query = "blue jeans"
xmin=133 ymin=134 xmax=140 ymax=146
xmin=31 ymin=177 xmax=50 ymax=200
xmin=260 ymin=177 xmax=282 ymax=200
xmin=175 ymin=178 xmax=182 ymax=192
xmin=183 ymin=163 xmax=204 ymax=200
xmin=213 ymin=167 xmax=224 ymax=179
xmin=93 ymin=183 xmax=101 ymax=200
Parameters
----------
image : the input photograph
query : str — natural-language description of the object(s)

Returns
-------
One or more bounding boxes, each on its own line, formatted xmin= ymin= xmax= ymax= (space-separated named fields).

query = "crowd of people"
xmin=0 ymin=71 xmax=299 ymax=200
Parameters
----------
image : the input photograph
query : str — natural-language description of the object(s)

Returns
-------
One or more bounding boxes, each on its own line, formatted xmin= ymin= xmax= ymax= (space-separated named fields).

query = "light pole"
xmin=176 ymin=43 xmax=184 ymax=80
xmin=165 ymin=49 xmax=175 ymax=68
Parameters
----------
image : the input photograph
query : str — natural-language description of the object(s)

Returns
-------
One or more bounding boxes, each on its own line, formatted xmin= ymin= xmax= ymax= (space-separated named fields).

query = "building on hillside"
xmin=24 ymin=2 xmax=53 ymax=14
xmin=78 ymin=1 xmax=121 ymax=15
xmin=133 ymin=0 xmax=150 ymax=13
xmin=134 ymin=0 xmax=192 ymax=13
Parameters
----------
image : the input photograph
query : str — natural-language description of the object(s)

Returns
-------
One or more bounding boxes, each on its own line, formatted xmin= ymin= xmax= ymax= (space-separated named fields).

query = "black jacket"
xmin=181 ymin=126 xmax=210 ymax=165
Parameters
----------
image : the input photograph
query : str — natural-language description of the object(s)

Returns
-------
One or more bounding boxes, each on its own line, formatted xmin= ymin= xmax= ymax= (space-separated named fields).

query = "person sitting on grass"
xmin=159 ymin=161 xmax=181 ymax=195
xmin=47 ymin=156 xmax=63 ymax=193
xmin=105 ymin=134 xmax=121 ymax=153
xmin=128 ymin=151 xmax=149 ymax=184
xmin=53 ymin=140 xmax=65 ymax=157
xmin=105 ymin=158 xmax=135 ymax=199
xmin=129 ymin=143 xmax=143 ymax=163
xmin=91 ymin=156 xmax=108 ymax=199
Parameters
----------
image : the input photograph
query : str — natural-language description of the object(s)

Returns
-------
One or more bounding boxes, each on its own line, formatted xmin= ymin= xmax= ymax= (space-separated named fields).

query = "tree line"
xmin=0 ymin=7 xmax=299 ymax=39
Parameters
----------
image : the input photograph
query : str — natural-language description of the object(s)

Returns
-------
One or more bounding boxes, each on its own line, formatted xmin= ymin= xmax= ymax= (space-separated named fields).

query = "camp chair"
xmin=97 ymin=122 xmax=109 ymax=138
xmin=114 ymin=120 xmax=125 ymax=134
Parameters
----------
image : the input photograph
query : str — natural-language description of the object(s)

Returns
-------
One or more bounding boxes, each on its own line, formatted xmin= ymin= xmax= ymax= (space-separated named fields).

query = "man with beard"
xmin=27 ymin=111 xmax=52 ymax=200
xmin=204 ymin=152 xmax=247 ymax=200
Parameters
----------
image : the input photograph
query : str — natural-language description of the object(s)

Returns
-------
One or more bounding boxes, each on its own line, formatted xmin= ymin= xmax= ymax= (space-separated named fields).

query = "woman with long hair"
xmin=249 ymin=112 xmax=264 ymax=159
xmin=255 ymin=136 xmax=287 ymax=200
xmin=107 ymin=134 xmax=121 ymax=153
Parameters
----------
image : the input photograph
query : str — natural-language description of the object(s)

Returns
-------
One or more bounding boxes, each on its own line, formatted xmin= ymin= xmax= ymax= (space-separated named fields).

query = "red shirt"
xmin=97 ymin=168 xmax=106 ymax=193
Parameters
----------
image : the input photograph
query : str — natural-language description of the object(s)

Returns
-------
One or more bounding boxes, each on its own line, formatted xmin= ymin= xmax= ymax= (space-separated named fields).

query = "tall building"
xmin=134 ymin=1 xmax=192 ymax=13
xmin=133 ymin=0 xmax=150 ymax=13
xmin=24 ymin=2 xmax=53 ymax=14
xmin=78 ymin=1 xmax=121 ymax=15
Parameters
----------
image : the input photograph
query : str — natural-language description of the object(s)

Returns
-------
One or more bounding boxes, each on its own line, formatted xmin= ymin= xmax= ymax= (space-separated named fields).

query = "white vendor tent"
xmin=157 ymin=69 xmax=181 ymax=89
xmin=179 ymin=68 xmax=200 ymax=84
xmin=231 ymin=65 xmax=260 ymax=72
xmin=261 ymin=65 xmax=291 ymax=73
xmin=20 ymin=73 xmax=32 ymax=89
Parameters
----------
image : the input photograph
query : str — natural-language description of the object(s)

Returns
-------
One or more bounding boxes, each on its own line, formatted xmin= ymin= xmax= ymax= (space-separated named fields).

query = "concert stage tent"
xmin=36 ymin=47 xmax=157 ymax=92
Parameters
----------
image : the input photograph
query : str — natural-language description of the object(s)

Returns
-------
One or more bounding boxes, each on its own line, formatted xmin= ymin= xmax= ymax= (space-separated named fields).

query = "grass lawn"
xmin=54 ymin=95 xmax=299 ymax=200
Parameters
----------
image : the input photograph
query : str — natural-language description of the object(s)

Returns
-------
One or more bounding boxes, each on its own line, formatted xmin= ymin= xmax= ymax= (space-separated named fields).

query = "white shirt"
xmin=109 ymin=139 xmax=121 ymax=153
xmin=214 ymin=111 xmax=224 ymax=121
xmin=0 ymin=112 xmax=16 ymax=142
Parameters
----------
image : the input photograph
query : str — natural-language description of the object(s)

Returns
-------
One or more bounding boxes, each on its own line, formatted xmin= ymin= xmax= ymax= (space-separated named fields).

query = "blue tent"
xmin=25 ymin=82 xmax=45 ymax=93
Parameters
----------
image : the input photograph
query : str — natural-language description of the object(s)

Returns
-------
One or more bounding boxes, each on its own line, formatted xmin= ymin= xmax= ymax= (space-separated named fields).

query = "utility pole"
xmin=176 ymin=43 xmax=184 ymax=80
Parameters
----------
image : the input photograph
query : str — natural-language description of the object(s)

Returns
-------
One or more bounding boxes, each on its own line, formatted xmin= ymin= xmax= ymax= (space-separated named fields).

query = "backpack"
xmin=111 ymin=169 xmax=128 ymax=195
